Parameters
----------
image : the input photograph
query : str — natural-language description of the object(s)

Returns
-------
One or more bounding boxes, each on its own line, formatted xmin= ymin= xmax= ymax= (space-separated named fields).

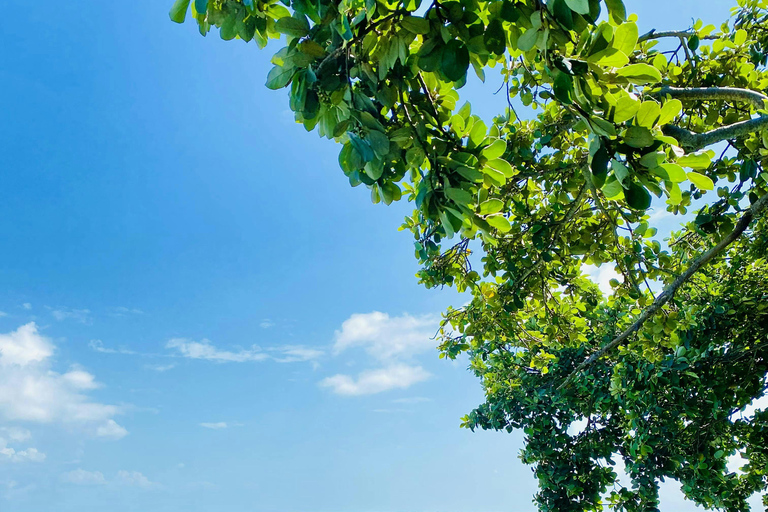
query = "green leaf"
xmin=677 ymin=151 xmax=713 ymax=169
xmin=486 ymin=214 xmax=511 ymax=232
xmin=169 ymin=0 xmax=191 ymax=23
xmin=624 ymin=126 xmax=654 ymax=148
xmin=687 ymin=172 xmax=715 ymax=190
xmin=613 ymin=95 xmax=640 ymax=124
xmin=658 ymin=99 xmax=682 ymax=125
xmin=441 ymin=40 xmax=470 ymax=81
xmin=364 ymin=161 xmax=384 ymax=180
xmin=612 ymin=22 xmax=638 ymax=56
xmin=611 ymin=159 xmax=630 ymax=187
xmin=401 ymin=15 xmax=431 ymax=35
xmin=551 ymin=0 xmax=574 ymax=30
xmin=483 ymin=140 xmax=507 ymax=160
xmin=617 ymin=63 xmax=662 ymax=84
xmin=604 ymin=0 xmax=627 ymax=23
xmin=265 ymin=65 xmax=295 ymax=89
xmin=564 ymin=0 xmax=590 ymax=15
xmin=517 ymin=28 xmax=540 ymax=52
xmin=666 ymin=182 xmax=682 ymax=205
xmin=482 ymin=166 xmax=506 ymax=186
xmin=590 ymin=116 xmax=617 ymax=137
xmin=656 ymin=163 xmax=687 ymax=182
xmin=486 ymin=158 xmax=515 ymax=177
xmin=478 ymin=199 xmax=504 ymax=215
xmin=445 ymin=187 xmax=473 ymax=205
xmin=367 ymin=130 xmax=390 ymax=158
xmin=587 ymin=48 xmax=629 ymax=67
xmin=275 ymin=17 xmax=310 ymax=37
xmin=500 ymin=1 xmax=521 ymax=22
xmin=602 ymin=176 xmax=624 ymax=199
xmin=591 ymin=146 xmax=611 ymax=188
xmin=484 ymin=18 xmax=507 ymax=55
xmin=457 ymin=166 xmax=484 ymax=182
xmin=625 ymin=182 xmax=651 ymax=210
xmin=635 ymin=101 xmax=660 ymax=128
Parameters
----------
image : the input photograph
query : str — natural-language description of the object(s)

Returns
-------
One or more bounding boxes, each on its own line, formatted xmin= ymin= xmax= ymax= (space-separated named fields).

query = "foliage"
xmin=170 ymin=0 xmax=768 ymax=509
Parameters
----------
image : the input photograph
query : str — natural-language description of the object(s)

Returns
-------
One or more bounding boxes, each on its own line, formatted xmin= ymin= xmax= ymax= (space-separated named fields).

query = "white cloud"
xmin=333 ymin=312 xmax=439 ymax=362
xmin=0 ymin=323 xmax=127 ymax=438
xmin=320 ymin=365 xmax=431 ymax=396
xmin=259 ymin=319 xmax=274 ymax=329
xmin=116 ymin=470 xmax=157 ymax=489
xmin=271 ymin=346 xmax=324 ymax=363
xmin=21 ymin=303 xmax=31 ymax=310
xmin=89 ymin=340 xmax=136 ymax=355
xmin=0 ymin=437 xmax=45 ymax=463
xmin=166 ymin=338 xmax=269 ymax=363
xmin=61 ymin=469 xmax=106 ymax=485
xmin=62 ymin=469 xmax=157 ymax=488
xmin=50 ymin=307 xmax=91 ymax=324
xmin=0 ymin=427 xmax=31 ymax=442
xmin=167 ymin=338 xmax=323 ymax=365
xmin=0 ymin=323 xmax=54 ymax=366
xmin=200 ymin=422 xmax=228 ymax=430
xmin=96 ymin=420 xmax=128 ymax=440
xmin=144 ymin=363 xmax=176 ymax=372
xmin=0 ymin=312 xmax=7 ymax=318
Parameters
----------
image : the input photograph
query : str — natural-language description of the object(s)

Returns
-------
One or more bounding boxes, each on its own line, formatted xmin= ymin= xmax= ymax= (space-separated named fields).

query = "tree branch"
xmin=650 ymin=86 xmax=768 ymax=151
xmin=663 ymin=116 xmax=768 ymax=152
xmin=558 ymin=191 xmax=768 ymax=391
xmin=638 ymin=30 xmax=719 ymax=42
xmin=654 ymin=86 xmax=768 ymax=110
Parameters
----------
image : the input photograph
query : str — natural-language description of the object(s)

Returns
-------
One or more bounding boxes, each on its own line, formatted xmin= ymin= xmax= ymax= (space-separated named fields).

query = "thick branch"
xmin=663 ymin=116 xmax=768 ymax=152
xmin=651 ymin=86 xmax=768 ymax=151
xmin=638 ymin=30 xmax=719 ymax=42
xmin=558 ymin=191 xmax=768 ymax=391
xmin=654 ymin=86 xmax=768 ymax=110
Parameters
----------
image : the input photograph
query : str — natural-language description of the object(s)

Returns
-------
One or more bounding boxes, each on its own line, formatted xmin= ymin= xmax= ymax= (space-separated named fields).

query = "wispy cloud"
xmin=108 ymin=307 xmax=144 ymax=318
xmin=167 ymin=338 xmax=270 ymax=363
xmin=21 ymin=303 xmax=31 ymax=310
xmin=50 ymin=307 xmax=92 ymax=324
xmin=89 ymin=340 xmax=137 ymax=355
xmin=167 ymin=338 xmax=323 ymax=365
xmin=259 ymin=319 xmax=274 ymax=329
xmin=61 ymin=469 xmax=157 ymax=488
xmin=115 ymin=470 xmax=158 ymax=489
xmin=320 ymin=365 xmax=431 ymax=396
xmin=0 ymin=323 xmax=127 ymax=439
xmin=270 ymin=346 xmax=324 ymax=363
xmin=0 ymin=311 xmax=7 ymax=318
xmin=200 ymin=422 xmax=228 ymax=430
xmin=144 ymin=363 xmax=176 ymax=372
xmin=61 ymin=469 xmax=106 ymax=485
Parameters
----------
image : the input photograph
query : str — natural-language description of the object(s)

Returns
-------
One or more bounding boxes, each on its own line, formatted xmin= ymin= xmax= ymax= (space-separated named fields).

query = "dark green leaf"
xmin=625 ymin=182 xmax=652 ymax=210
xmin=441 ymin=40 xmax=470 ymax=82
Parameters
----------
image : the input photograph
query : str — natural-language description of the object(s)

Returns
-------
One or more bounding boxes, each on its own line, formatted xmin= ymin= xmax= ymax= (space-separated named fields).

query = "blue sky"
xmin=0 ymin=1 xmax=758 ymax=511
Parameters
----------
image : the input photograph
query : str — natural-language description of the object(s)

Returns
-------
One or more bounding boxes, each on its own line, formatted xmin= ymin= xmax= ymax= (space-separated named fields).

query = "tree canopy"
xmin=169 ymin=0 xmax=768 ymax=510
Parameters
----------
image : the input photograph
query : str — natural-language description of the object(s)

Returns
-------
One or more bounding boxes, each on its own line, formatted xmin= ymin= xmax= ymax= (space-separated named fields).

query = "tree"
xmin=169 ymin=0 xmax=768 ymax=509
